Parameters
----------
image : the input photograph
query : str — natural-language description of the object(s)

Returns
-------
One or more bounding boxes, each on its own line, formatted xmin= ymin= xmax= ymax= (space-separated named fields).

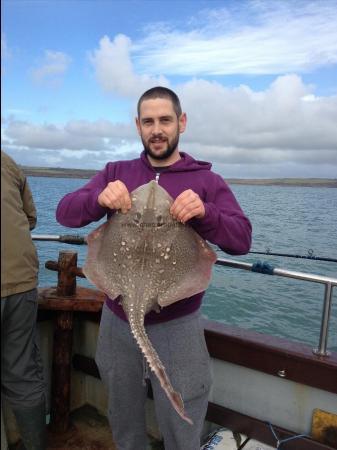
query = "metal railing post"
xmin=313 ymin=283 xmax=333 ymax=357
xmin=216 ymin=258 xmax=337 ymax=357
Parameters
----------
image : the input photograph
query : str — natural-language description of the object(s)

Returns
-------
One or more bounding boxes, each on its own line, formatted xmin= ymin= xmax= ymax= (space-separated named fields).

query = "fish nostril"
xmin=157 ymin=215 xmax=164 ymax=227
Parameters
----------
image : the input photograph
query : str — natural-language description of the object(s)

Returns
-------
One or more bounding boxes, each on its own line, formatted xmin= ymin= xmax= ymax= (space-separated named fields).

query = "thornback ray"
xmin=83 ymin=180 xmax=217 ymax=424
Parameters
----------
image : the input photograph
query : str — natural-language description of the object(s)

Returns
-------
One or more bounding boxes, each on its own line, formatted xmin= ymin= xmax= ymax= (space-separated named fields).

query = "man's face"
xmin=136 ymin=98 xmax=186 ymax=162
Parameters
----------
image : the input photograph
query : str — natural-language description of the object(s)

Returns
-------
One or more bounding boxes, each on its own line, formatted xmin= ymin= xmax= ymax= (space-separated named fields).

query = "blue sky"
xmin=2 ymin=0 xmax=337 ymax=178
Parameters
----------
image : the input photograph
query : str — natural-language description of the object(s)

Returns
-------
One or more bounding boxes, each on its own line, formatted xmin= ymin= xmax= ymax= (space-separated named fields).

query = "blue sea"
xmin=29 ymin=177 xmax=337 ymax=352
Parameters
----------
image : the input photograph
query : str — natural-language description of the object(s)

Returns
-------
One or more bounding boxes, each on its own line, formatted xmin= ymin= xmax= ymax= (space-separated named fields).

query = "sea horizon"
xmin=21 ymin=165 xmax=337 ymax=187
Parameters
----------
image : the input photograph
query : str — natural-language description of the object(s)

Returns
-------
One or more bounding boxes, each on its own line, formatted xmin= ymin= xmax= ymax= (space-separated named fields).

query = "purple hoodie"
xmin=56 ymin=151 xmax=252 ymax=324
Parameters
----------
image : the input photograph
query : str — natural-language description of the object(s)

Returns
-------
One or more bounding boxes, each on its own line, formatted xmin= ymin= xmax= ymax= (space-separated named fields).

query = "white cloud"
xmin=3 ymin=10 xmax=337 ymax=178
xmin=178 ymin=74 xmax=337 ymax=152
xmin=3 ymin=1 xmax=337 ymax=178
xmin=133 ymin=1 xmax=337 ymax=76
xmin=3 ymin=118 xmax=138 ymax=152
xmin=31 ymin=50 xmax=72 ymax=85
xmin=88 ymin=2 xmax=337 ymax=99
xmin=89 ymin=34 xmax=169 ymax=97
xmin=2 ymin=73 xmax=337 ymax=176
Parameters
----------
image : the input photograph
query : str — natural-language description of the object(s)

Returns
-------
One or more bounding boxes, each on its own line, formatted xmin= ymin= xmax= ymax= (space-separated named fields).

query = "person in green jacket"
xmin=1 ymin=150 xmax=46 ymax=450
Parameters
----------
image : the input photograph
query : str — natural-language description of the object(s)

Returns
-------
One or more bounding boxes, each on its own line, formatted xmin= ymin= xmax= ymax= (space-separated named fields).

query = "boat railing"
xmin=215 ymin=257 xmax=337 ymax=357
xmin=34 ymin=248 xmax=337 ymax=445
xmin=36 ymin=237 xmax=336 ymax=357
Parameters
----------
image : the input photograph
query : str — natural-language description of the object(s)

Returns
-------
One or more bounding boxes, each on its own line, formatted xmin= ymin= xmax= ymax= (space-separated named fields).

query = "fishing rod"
xmin=32 ymin=234 xmax=86 ymax=245
xmin=248 ymin=250 xmax=337 ymax=263
xmin=31 ymin=234 xmax=337 ymax=263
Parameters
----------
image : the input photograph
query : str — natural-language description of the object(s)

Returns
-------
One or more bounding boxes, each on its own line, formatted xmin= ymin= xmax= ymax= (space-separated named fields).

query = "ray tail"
xmin=128 ymin=311 xmax=193 ymax=425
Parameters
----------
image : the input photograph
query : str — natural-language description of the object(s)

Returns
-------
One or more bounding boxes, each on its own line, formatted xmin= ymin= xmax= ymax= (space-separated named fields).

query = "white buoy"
xmin=201 ymin=428 xmax=247 ymax=449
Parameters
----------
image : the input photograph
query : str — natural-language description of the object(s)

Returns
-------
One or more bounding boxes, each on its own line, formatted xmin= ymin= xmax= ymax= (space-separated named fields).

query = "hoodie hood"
xmin=140 ymin=150 xmax=212 ymax=173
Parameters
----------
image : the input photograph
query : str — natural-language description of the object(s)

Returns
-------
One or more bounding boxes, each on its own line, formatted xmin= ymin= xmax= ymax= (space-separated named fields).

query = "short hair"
xmin=137 ymin=86 xmax=182 ymax=118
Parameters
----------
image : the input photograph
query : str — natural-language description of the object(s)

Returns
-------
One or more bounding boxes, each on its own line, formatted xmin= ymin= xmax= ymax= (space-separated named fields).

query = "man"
xmin=56 ymin=87 xmax=252 ymax=450
xmin=1 ymin=150 xmax=46 ymax=450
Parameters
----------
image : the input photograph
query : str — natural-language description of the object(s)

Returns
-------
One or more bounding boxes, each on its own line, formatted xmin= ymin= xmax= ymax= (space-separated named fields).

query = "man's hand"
xmin=170 ymin=189 xmax=205 ymax=223
xmin=97 ymin=180 xmax=131 ymax=213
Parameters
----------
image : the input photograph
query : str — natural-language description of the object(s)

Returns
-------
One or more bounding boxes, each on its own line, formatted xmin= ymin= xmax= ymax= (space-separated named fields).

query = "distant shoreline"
xmin=21 ymin=166 xmax=337 ymax=188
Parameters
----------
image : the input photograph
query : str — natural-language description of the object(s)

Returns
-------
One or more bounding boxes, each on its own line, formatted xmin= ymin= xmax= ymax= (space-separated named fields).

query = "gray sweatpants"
xmin=95 ymin=304 xmax=212 ymax=450
xmin=1 ymin=289 xmax=45 ymax=408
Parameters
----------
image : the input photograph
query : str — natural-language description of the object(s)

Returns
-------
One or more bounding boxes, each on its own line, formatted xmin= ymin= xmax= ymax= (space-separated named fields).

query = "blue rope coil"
xmin=267 ymin=422 xmax=308 ymax=448
xmin=252 ymin=260 xmax=275 ymax=275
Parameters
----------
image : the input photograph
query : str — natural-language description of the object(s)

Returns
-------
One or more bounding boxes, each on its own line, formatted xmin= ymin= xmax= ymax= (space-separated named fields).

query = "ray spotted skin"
xmin=83 ymin=181 xmax=217 ymax=424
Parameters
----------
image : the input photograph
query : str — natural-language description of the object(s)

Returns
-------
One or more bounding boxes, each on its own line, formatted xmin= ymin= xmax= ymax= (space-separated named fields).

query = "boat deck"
xmin=5 ymin=252 xmax=335 ymax=450
xmin=9 ymin=405 xmax=163 ymax=450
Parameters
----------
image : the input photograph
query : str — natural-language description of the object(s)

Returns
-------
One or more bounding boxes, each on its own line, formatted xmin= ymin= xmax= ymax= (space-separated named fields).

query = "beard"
xmin=142 ymin=131 xmax=180 ymax=161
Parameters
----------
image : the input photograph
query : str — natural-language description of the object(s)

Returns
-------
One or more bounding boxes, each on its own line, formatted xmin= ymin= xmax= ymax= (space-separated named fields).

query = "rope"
xmin=251 ymin=260 xmax=275 ymax=275
xmin=267 ymin=422 xmax=308 ymax=448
